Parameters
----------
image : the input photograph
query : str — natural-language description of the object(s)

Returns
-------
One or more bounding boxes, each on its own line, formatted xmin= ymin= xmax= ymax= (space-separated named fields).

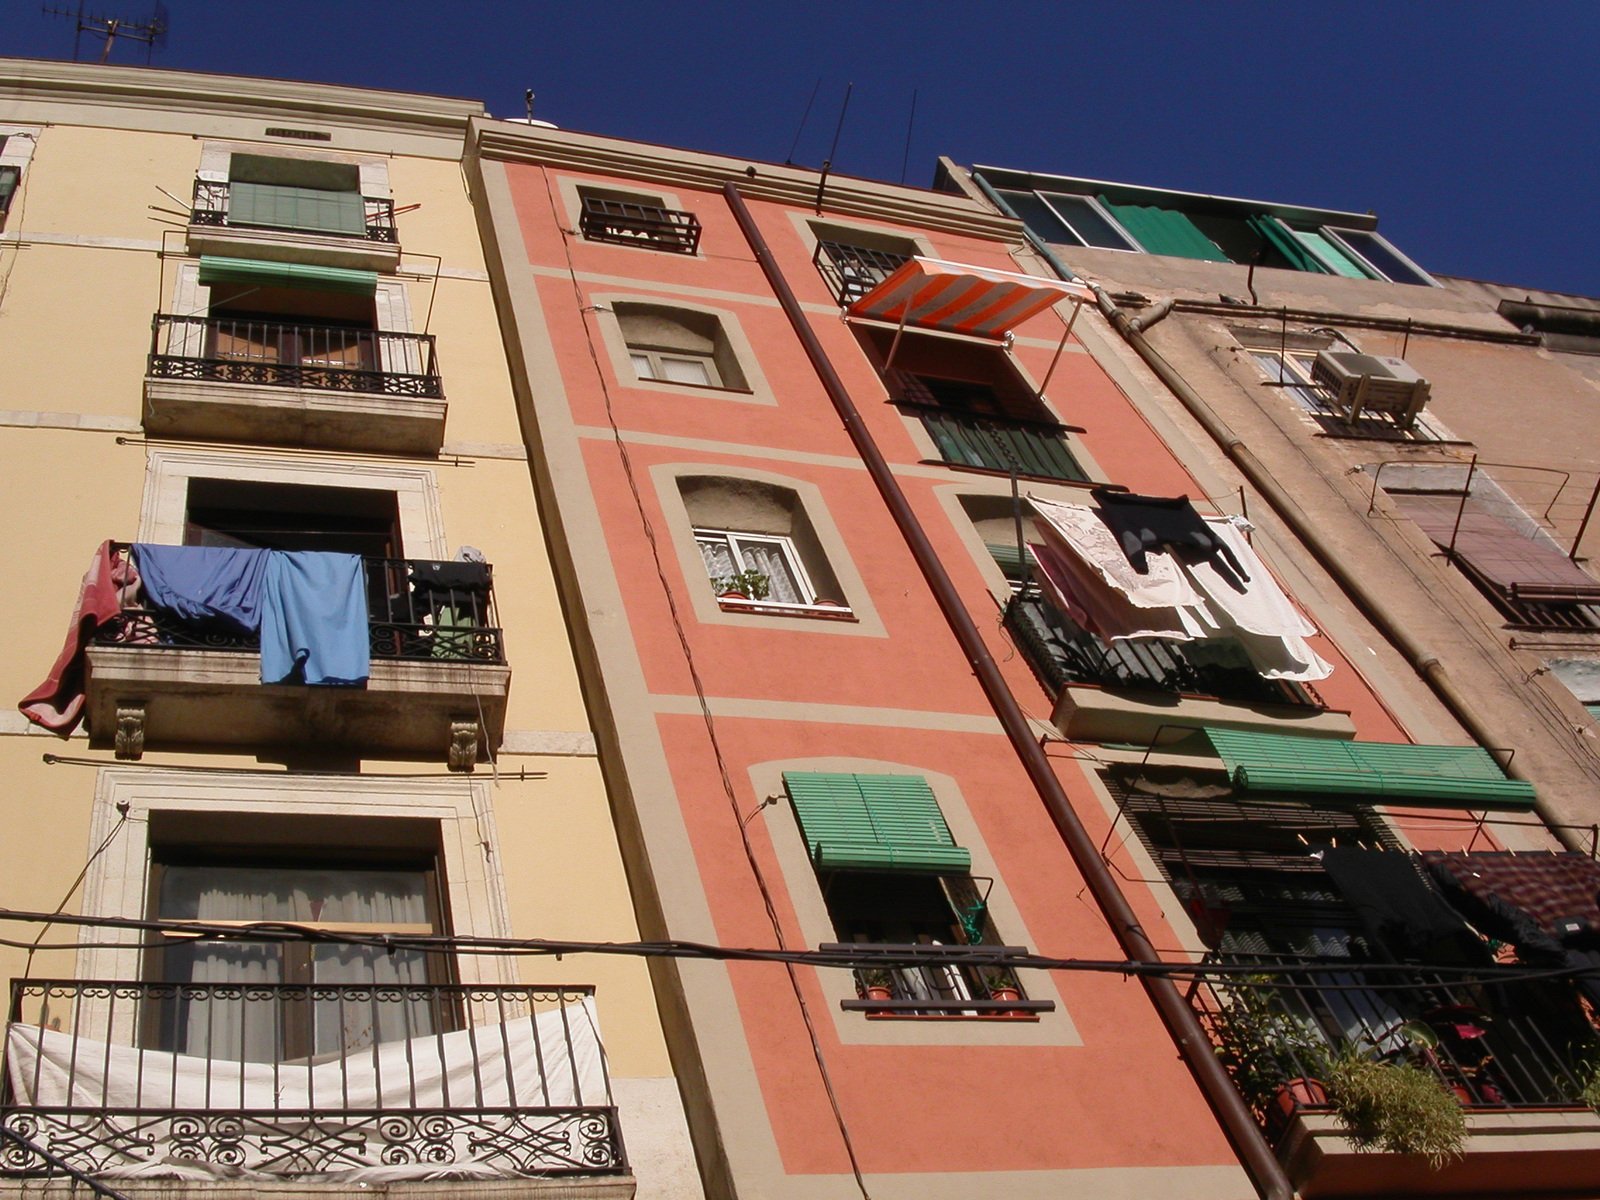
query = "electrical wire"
xmin=3 ymin=908 xmax=1593 ymax=991
xmin=21 ymin=807 xmax=128 ymax=981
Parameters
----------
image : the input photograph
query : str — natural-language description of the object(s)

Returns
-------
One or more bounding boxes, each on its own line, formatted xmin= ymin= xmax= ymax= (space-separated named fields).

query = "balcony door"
xmin=205 ymin=282 xmax=379 ymax=387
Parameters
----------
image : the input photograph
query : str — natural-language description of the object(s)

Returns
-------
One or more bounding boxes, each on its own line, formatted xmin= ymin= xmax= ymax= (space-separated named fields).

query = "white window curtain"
xmin=158 ymin=867 xmax=435 ymax=1062
xmin=734 ymin=540 xmax=804 ymax=604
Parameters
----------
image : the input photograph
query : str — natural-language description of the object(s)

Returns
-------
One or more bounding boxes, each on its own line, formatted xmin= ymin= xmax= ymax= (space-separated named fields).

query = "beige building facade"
xmin=0 ymin=60 xmax=698 ymax=1200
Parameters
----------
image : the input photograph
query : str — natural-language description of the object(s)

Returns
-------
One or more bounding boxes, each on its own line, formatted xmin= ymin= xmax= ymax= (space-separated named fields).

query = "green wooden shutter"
xmin=1097 ymin=198 xmax=1230 ymax=262
xmin=198 ymin=255 xmax=378 ymax=296
xmin=229 ymin=181 xmax=366 ymax=236
xmin=1201 ymin=727 xmax=1536 ymax=810
xmin=783 ymin=771 xmax=971 ymax=873
xmin=0 ymin=165 xmax=19 ymax=214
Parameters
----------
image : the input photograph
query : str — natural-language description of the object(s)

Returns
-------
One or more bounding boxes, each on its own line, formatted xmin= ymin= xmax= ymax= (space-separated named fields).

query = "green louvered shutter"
xmin=0 ymin=165 xmax=19 ymax=214
xmin=1097 ymin=198 xmax=1231 ymax=262
xmin=783 ymin=771 xmax=971 ymax=873
xmin=229 ymin=181 xmax=366 ymax=236
xmin=1201 ymin=727 xmax=1536 ymax=810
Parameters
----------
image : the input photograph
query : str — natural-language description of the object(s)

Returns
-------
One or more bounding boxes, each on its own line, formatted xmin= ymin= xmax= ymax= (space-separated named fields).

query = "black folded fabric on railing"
xmin=410 ymin=561 xmax=491 ymax=593
xmin=1092 ymin=488 xmax=1248 ymax=587
xmin=1320 ymin=848 xmax=1492 ymax=967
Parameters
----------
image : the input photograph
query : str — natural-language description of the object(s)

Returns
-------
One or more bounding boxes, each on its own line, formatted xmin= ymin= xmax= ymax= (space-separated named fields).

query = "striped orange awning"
xmin=846 ymin=257 xmax=1092 ymax=340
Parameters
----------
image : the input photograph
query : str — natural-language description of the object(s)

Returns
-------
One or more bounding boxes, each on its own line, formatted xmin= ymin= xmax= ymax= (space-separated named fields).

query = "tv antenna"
xmin=44 ymin=1 xmax=169 ymax=64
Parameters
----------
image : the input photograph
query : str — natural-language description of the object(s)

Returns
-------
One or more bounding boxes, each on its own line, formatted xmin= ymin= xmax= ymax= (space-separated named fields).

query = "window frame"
xmin=630 ymin=345 xmax=721 ymax=388
xmin=1035 ymin=191 xmax=1140 ymax=252
xmin=592 ymin=294 xmax=773 ymax=404
xmin=694 ymin=526 xmax=823 ymax=609
xmin=1319 ymin=227 xmax=1439 ymax=287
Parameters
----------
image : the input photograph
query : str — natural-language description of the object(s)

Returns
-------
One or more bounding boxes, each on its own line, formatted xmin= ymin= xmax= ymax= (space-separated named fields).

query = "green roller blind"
xmin=198 ymin=255 xmax=378 ymax=296
xmin=1097 ymin=198 xmax=1230 ymax=262
xmin=229 ymin=181 xmax=366 ymax=236
xmin=1201 ymin=727 xmax=1536 ymax=810
xmin=1248 ymin=216 xmax=1327 ymax=274
xmin=783 ymin=771 xmax=971 ymax=873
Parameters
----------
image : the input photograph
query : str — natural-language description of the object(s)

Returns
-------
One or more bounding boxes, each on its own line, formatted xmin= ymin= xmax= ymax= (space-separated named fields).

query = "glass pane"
xmin=1328 ymin=229 xmax=1433 ymax=286
xmin=732 ymin=538 xmax=806 ymax=604
xmin=995 ymin=189 xmax=1081 ymax=245
xmin=660 ymin=355 xmax=713 ymax=385
xmin=630 ymin=352 xmax=656 ymax=380
xmin=1040 ymin=193 xmax=1137 ymax=250
xmin=160 ymin=864 xmax=430 ymax=926
xmin=697 ymin=535 xmax=737 ymax=587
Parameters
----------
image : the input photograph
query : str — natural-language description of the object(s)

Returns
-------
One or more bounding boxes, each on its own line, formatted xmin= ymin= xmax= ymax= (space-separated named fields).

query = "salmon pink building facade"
xmin=466 ymin=122 xmax=1600 ymax=1200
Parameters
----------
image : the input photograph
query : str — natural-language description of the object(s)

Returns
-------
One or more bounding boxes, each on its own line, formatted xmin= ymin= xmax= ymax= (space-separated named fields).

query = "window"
xmin=981 ymin=172 xmax=1437 ymax=285
xmin=183 ymin=478 xmax=402 ymax=556
xmin=577 ymin=186 xmax=700 ymax=254
xmin=1246 ymin=346 xmax=1442 ymax=441
xmin=616 ymin=303 xmax=747 ymax=390
xmin=858 ymin=327 xmax=1087 ymax=482
xmin=696 ymin=528 xmax=816 ymax=605
xmin=0 ymin=128 xmax=38 ymax=229
xmin=783 ymin=771 xmax=1038 ymax=1013
xmin=191 ymin=149 xmax=395 ymax=245
xmin=678 ymin=476 xmax=848 ymax=613
xmin=810 ymin=223 xmax=920 ymax=304
xmin=0 ymin=164 xmax=18 ymax=224
xmin=145 ymin=811 xmax=451 ymax=1062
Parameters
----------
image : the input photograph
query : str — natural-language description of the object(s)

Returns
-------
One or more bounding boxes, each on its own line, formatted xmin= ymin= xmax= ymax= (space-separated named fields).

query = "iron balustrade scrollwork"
xmin=577 ymin=195 xmax=701 ymax=254
xmin=149 ymin=314 xmax=442 ymax=399
xmin=2 ymin=979 xmax=626 ymax=1179
xmin=1004 ymin=589 xmax=1313 ymax=708
xmin=1186 ymin=951 xmax=1599 ymax=1121
xmin=812 ymin=240 xmax=910 ymax=305
xmin=92 ymin=551 xmax=506 ymax=666
xmin=190 ymin=179 xmax=398 ymax=243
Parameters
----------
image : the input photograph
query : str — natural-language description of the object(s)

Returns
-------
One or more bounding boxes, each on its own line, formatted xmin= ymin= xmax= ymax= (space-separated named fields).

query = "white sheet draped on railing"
xmin=4 ymin=1000 xmax=613 ymax=1180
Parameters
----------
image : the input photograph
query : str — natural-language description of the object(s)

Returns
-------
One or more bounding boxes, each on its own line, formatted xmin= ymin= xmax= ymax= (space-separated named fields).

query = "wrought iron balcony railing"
xmin=813 ymin=240 xmax=910 ymax=305
xmin=93 ymin=552 xmax=505 ymax=665
xmin=825 ymin=944 xmax=1054 ymax=1016
xmin=1 ymin=978 xmax=625 ymax=1179
xmin=190 ymin=178 xmax=398 ymax=243
xmin=149 ymin=314 xmax=443 ymax=399
xmin=1186 ymin=951 xmax=1598 ymax=1117
xmin=578 ymin=195 xmax=701 ymax=254
xmin=1005 ymin=590 xmax=1313 ymax=707
xmin=901 ymin=401 xmax=1087 ymax=483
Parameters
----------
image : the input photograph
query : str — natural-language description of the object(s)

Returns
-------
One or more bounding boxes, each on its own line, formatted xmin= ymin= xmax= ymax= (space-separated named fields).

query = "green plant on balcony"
xmin=711 ymin=569 xmax=771 ymax=600
xmin=1325 ymin=1036 xmax=1467 ymax=1170
xmin=1210 ymin=975 xmax=1328 ymax=1110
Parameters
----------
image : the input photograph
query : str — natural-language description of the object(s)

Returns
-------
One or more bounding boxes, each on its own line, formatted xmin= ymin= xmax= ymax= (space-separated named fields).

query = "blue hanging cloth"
xmin=132 ymin=544 xmax=268 ymax=632
xmin=260 ymin=551 xmax=370 ymax=686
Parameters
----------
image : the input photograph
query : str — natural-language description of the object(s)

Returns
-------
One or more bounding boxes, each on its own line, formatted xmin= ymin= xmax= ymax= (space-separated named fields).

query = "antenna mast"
xmin=44 ymin=1 xmax=169 ymax=64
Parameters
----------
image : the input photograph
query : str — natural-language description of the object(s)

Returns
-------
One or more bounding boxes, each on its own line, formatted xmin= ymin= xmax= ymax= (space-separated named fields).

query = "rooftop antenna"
xmin=44 ymin=1 xmax=169 ymax=64
xmin=784 ymin=76 xmax=822 ymax=166
xmin=524 ymin=89 xmax=534 ymax=122
xmin=814 ymin=81 xmax=852 ymax=215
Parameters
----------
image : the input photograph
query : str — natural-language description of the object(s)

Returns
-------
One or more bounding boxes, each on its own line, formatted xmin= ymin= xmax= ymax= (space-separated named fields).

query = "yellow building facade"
xmin=0 ymin=59 xmax=698 ymax=1200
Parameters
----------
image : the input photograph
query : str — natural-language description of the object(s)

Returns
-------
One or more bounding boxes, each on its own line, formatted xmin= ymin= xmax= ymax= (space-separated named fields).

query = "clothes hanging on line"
xmin=1092 ymin=488 xmax=1249 ymax=586
xmin=1319 ymin=848 xmax=1492 ymax=967
xmin=132 ymin=544 xmax=267 ymax=633
xmin=1027 ymin=496 xmax=1206 ymax=614
xmin=18 ymin=541 xmax=141 ymax=734
xmin=259 ymin=551 xmax=371 ymax=686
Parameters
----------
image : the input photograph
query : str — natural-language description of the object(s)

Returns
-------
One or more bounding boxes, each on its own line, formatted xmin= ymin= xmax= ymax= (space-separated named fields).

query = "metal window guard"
xmin=189 ymin=178 xmax=398 ymax=243
xmin=812 ymin=241 xmax=910 ymax=305
xmin=578 ymin=195 xmax=701 ymax=254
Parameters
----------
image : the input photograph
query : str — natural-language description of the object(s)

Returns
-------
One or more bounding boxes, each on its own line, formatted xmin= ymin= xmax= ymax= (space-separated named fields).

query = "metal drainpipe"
xmin=722 ymin=183 xmax=1296 ymax=1200
xmin=1084 ymin=283 xmax=1581 ymax=851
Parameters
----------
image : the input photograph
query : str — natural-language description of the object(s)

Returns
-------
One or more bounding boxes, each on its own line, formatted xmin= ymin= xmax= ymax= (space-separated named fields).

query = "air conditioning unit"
xmin=1312 ymin=350 xmax=1432 ymax=429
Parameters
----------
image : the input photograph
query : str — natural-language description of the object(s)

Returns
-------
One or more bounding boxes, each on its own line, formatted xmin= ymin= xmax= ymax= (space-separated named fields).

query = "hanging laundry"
xmin=1028 ymin=542 xmax=1198 ymax=641
xmin=1320 ymin=848 xmax=1491 ymax=967
xmin=260 ymin=551 xmax=371 ymax=686
xmin=1028 ymin=496 xmax=1206 ymax=614
xmin=1186 ymin=517 xmax=1332 ymax=682
xmin=18 ymin=541 xmax=141 ymax=734
xmin=1092 ymin=488 xmax=1249 ymax=586
xmin=133 ymin=544 xmax=267 ymax=632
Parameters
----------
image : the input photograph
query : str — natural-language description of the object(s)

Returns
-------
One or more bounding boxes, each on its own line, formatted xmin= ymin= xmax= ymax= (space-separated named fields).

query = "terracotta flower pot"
xmin=1270 ymin=1077 xmax=1328 ymax=1129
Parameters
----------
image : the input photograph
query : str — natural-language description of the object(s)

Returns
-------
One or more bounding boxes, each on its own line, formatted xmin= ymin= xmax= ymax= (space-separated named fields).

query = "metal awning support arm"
xmin=1035 ymin=298 xmax=1083 ymax=400
xmin=882 ymin=282 xmax=929 ymax=374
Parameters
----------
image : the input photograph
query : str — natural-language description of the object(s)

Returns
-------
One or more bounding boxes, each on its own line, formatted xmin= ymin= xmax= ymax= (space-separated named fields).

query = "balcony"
xmin=1005 ymin=592 xmax=1353 ymax=743
xmin=902 ymin=400 xmax=1087 ymax=483
xmin=1 ymin=979 xmax=628 ymax=1185
xmin=85 ymin=553 xmax=509 ymax=768
xmin=1189 ymin=952 xmax=1600 ymax=1197
xmin=826 ymin=944 xmax=1054 ymax=1018
xmin=578 ymin=195 xmax=701 ymax=255
xmin=813 ymin=240 xmax=910 ymax=305
xmin=187 ymin=179 xmax=401 ymax=272
xmin=144 ymin=314 xmax=446 ymax=454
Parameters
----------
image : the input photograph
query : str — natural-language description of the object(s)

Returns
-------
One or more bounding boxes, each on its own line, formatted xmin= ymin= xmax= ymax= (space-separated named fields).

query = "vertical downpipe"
xmin=722 ymin=183 xmax=1293 ymax=1200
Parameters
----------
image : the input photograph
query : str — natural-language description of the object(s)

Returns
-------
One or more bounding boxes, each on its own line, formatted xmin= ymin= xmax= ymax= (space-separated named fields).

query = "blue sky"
xmin=7 ymin=1 xmax=1596 ymax=294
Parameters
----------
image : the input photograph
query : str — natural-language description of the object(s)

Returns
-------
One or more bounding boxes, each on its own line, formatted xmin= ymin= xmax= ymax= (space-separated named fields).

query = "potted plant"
xmin=1209 ymin=976 xmax=1330 ymax=1127
xmin=1324 ymin=1038 xmax=1467 ymax=1170
xmin=857 ymin=967 xmax=894 ymax=1005
xmin=982 ymin=967 xmax=1028 ymax=1017
xmin=712 ymin=569 xmax=771 ymax=601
